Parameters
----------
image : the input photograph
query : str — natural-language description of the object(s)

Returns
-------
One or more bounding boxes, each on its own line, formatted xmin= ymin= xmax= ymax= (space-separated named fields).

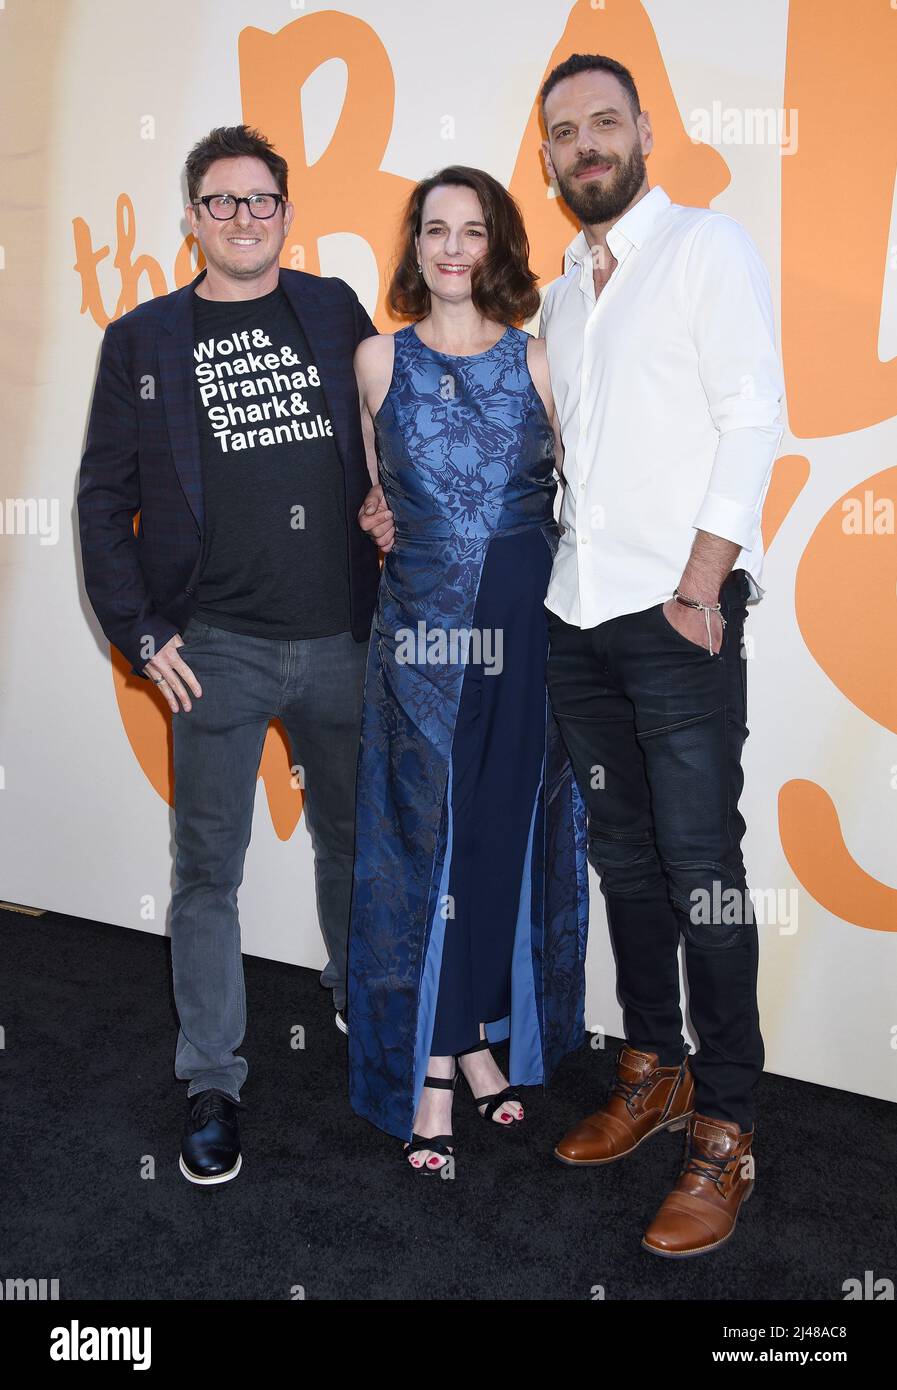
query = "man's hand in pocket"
xmin=144 ymin=634 xmax=203 ymax=713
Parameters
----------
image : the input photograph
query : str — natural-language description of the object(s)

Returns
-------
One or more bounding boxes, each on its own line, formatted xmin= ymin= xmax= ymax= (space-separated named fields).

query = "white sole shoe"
xmin=178 ymin=1152 xmax=242 ymax=1186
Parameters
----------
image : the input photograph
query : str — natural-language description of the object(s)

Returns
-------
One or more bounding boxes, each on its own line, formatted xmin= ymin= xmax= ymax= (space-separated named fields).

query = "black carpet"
xmin=2 ymin=905 xmax=895 ymax=1302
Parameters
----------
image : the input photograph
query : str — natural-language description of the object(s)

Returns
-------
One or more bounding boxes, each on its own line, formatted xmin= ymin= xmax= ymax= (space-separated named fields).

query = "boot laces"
xmin=682 ymin=1133 xmax=738 ymax=1194
xmin=610 ymin=1056 xmax=683 ymax=1117
xmin=609 ymin=1071 xmax=655 ymax=1115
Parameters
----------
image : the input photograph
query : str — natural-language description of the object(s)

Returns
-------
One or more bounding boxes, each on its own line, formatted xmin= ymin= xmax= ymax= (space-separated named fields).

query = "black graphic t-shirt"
xmin=191 ymin=283 xmax=350 ymax=638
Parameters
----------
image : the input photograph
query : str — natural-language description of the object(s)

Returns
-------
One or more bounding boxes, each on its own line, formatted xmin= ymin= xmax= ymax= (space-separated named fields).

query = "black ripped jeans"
xmin=546 ymin=570 xmax=764 ymax=1131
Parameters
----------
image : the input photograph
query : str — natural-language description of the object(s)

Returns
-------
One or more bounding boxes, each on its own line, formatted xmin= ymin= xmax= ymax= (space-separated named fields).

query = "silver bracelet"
xmin=673 ymin=588 xmax=726 ymax=655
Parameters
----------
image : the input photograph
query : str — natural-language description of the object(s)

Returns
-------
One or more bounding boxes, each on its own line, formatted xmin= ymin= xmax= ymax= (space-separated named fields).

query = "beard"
xmin=223 ymin=248 xmax=279 ymax=279
xmin=206 ymin=235 xmax=281 ymax=281
xmin=555 ymin=142 xmax=647 ymax=225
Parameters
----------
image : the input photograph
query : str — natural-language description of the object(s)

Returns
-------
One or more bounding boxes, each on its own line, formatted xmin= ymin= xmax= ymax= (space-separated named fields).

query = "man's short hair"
xmin=185 ymin=125 xmax=288 ymax=203
xmin=540 ymin=54 xmax=641 ymax=125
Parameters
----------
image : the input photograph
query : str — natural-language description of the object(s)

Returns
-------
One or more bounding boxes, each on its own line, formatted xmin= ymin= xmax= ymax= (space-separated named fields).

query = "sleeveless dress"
xmin=347 ymin=322 xmax=589 ymax=1142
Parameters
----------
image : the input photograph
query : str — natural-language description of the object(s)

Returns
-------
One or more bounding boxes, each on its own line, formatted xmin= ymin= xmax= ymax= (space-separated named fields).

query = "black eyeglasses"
xmin=194 ymin=193 xmax=286 ymax=220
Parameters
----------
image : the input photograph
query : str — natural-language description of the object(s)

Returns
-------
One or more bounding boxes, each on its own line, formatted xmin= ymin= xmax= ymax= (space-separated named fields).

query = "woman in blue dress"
xmin=348 ymin=166 xmax=589 ymax=1171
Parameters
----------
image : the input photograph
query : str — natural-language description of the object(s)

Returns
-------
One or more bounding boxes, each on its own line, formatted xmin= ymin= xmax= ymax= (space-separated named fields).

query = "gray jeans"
xmin=170 ymin=616 xmax=369 ymax=1100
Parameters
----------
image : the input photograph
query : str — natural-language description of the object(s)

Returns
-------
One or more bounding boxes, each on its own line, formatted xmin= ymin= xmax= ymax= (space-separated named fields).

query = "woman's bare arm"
xmin=355 ymin=335 xmax=397 ymax=550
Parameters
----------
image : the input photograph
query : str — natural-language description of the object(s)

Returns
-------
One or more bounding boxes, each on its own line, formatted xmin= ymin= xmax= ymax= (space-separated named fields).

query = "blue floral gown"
xmin=347 ymin=322 xmax=589 ymax=1141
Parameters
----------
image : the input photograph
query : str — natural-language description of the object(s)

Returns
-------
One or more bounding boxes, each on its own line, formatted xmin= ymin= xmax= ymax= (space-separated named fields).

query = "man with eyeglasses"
xmin=78 ymin=125 xmax=392 ymax=1185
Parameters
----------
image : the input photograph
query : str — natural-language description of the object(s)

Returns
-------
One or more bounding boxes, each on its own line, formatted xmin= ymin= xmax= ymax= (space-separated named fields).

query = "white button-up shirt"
xmin=539 ymin=184 xmax=785 ymax=629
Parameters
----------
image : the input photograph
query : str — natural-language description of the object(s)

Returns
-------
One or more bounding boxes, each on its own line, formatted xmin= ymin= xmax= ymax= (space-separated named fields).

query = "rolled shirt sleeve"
xmin=686 ymin=215 xmax=785 ymax=549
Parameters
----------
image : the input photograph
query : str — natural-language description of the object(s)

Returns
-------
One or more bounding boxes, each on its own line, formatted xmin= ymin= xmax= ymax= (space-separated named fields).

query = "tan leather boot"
xmin=554 ymin=1046 xmax=694 ymax=1165
xmin=642 ymin=1113 xmax=754 ymax=1257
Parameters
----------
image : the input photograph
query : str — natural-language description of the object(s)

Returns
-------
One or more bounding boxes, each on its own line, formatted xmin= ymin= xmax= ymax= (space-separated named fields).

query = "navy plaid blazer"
xmin=78 ymin=267 xmax=381 ymax=676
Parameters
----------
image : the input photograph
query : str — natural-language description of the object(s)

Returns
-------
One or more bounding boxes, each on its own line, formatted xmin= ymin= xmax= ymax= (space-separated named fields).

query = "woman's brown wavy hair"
xmin=387 ymin=166 xmax=540 ymax=325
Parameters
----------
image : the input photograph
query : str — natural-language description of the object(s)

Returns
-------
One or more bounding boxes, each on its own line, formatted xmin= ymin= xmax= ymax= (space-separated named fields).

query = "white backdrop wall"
xmin=1 ymin=0 xmax=894 ymax=1103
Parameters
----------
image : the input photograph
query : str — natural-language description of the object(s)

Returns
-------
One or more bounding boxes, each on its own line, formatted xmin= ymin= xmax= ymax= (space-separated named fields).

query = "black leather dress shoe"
xmin=179 ymin=1089 xmax=243 ymax=1185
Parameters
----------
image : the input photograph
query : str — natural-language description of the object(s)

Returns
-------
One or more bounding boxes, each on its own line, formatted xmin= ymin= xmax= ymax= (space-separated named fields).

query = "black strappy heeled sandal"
xmin=403 ymin=1069 xmax=457 ymax=1174
xmin=455 ymin=1037 xmax=524 ymax=1126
